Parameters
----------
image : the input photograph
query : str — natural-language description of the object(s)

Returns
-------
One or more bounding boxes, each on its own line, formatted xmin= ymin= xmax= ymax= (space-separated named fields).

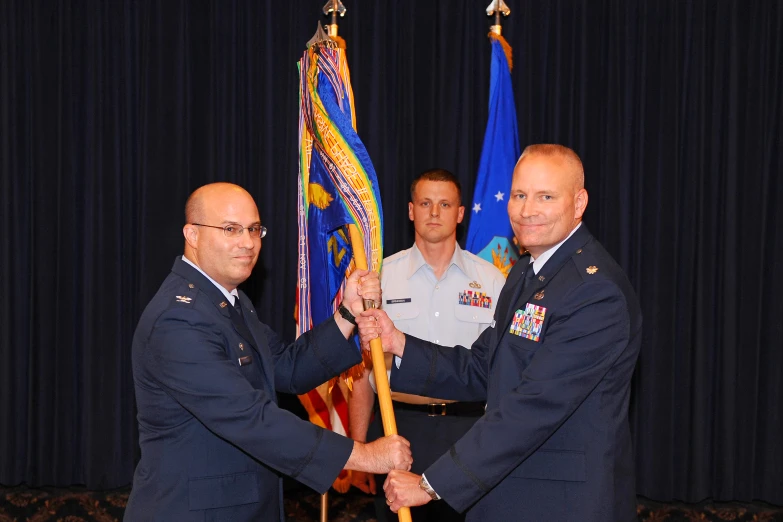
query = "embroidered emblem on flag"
xmin=458 ymin=290 xmax=492 ymax=308
xmin=509 ymin=303 xmax=547 ymax=341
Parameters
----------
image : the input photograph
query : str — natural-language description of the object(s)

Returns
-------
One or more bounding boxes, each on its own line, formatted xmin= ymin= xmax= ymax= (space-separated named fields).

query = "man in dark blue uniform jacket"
xmin=124 ymin=183 xmax=412 ymax=522
xmin=358 ymin=145 xmax=642 ymax=522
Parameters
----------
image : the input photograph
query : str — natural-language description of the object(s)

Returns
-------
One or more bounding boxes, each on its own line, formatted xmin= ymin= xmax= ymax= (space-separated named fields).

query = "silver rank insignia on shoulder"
xmin=534 ymin=290 xmax=545 ymax=300
xmin=175 ymin=296 xmax=192 ymax=303
xmin=490 ymin=319 xmax=496 ymax=328
xmin=469 ymin=281 xmax=482 ymax=289
xmin=586 ymin=266 xmax=599 ymax=275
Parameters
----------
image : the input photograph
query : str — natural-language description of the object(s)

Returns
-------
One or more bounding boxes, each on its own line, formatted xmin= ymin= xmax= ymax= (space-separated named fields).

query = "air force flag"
xmin=465 ymin=34 xmax=521 ymax=277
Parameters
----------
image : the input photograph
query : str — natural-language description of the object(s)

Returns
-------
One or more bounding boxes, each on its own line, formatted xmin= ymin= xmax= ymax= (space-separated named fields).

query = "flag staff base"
xmin=320 ymin=492 xmax=329 ymax=522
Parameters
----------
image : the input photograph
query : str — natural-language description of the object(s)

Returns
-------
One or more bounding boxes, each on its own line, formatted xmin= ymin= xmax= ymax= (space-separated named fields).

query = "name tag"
xmin=238 ymin=355 xmax=253 ymax=366
xmin=386 ymin=298 xmax=412 ymax=304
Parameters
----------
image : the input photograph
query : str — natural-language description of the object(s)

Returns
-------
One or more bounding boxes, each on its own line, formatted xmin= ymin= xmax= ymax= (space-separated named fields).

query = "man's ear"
xmin=574 ymin=189 xmax=589 ymax=220
xmin=457 ymin=205 xmax=465 ymax=224
xmin=183 ymin=224 xmax=199 ymax=249
xmin=408 ymin=202 xmax=415 ymax=222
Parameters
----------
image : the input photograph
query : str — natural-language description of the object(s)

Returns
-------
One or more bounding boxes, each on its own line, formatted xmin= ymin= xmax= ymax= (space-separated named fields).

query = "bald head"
xmin=508 ymin=144 xmax=589 ymax=258
xmin=185 ymin=182 xmax=255 ymax=225
xmin=516 ymin=144 xmax=584 ymax=192
xmin=182 ymin=182 xmax=262 ymax=291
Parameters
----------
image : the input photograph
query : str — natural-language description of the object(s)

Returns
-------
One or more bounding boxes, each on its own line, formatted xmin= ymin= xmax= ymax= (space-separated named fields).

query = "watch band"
xmin=337 ymin=303 xmax=356 ymax=325
xmin=419 ymin=475 xmax=440 ymax=501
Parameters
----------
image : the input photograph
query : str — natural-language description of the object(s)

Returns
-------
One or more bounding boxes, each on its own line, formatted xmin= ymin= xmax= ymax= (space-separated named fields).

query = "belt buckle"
xmin=427 ymin=403 xmax=447 ymax=417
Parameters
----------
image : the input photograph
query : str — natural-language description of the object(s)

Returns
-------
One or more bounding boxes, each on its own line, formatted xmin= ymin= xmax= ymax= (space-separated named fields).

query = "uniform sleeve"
xmin=142 ymin=307 xmax=354 ymax=493
xmin=416 ymin=280 xmax=631 ymax=512
xmin=390 ymin=321 xmax=495 ymax=402
xmin=264 ymin=317 xmax=362 ymax=394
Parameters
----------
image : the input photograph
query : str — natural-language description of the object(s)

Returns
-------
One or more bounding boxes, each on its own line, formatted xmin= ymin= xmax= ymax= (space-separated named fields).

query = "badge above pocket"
xmin=509 ymin=303 xmax=547 ymax=342
xmin=458 ymin=289 xmax=493 ymax=309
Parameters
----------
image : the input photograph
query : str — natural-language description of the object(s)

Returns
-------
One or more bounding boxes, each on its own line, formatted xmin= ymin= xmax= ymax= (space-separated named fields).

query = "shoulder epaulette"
xmin=570 ymin=246 xmax=604 ymax=280
xmin=383 ymin=248 xmax=411 ymax=265
xmin=170 ymin=282 xmax=199 ymax=306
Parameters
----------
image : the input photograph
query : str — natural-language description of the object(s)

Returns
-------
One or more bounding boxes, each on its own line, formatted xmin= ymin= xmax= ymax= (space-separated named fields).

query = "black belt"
xmin=392 ymin=400 xmax=485 ymax=417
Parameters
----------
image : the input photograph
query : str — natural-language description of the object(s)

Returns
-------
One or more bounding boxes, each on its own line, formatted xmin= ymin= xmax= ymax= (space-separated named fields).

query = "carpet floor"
xmin=1 ymin=484 xmax=781 ymax=521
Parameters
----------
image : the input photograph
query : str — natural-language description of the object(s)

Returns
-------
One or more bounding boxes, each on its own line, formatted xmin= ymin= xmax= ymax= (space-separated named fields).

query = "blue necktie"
xmin=523 ymin=263 xmax=537 ymax=289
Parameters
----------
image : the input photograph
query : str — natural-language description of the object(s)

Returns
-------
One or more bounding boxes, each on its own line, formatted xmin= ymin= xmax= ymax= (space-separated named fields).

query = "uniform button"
xmin=239 ymin=343 xmax=244 ymax=351
xmin=435 ymin=340 xmax=440 ymax=344
xmin=473 ymin=315 xmax=478 ymax=320
xmin=435 ymin=285 xmax=440 ymax=290
xmin=435 ymin=312 xmax=440 ymax=317
xmin=396 ymin=313 xmax=401 ymax=318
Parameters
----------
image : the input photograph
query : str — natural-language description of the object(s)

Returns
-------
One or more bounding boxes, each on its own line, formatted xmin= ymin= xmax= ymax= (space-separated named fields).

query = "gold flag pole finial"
xmin=486 ymin=0 xmax=511 ymax=35
xmin=323 ymin=0 xmax=346 ymax=37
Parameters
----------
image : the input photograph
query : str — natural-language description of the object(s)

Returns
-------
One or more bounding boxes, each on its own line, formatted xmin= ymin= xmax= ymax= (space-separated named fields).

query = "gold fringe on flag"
xmin=488 ymin=32 xmax=513 ymax=71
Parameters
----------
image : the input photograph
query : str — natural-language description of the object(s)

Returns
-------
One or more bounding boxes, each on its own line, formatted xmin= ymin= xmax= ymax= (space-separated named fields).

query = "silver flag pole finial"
xmin=486 ymin=0 xmax=510 ymax=35
xmin=323 ymin=0 xmax=346 ymax=37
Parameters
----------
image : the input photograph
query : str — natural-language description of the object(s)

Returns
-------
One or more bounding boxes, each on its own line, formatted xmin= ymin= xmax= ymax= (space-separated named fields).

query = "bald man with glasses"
xmin=125 ymin=182 xmax=412 ymax=522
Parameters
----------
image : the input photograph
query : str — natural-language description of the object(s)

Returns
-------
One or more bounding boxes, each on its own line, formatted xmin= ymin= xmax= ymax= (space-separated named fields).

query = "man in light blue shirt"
xmin=351 ymin=170 xmax=506 ymax=522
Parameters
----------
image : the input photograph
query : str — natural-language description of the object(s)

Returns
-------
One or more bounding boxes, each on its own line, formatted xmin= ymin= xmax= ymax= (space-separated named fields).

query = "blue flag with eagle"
xmin=465 ymin=33 xmax=521 ymax=277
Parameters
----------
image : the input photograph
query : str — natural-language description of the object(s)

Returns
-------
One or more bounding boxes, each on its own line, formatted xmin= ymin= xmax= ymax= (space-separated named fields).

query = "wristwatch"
xmin=337 ymin=303 xmax=356 ymax=325
xmin=419 ymin=475 xmax=440 ymax=501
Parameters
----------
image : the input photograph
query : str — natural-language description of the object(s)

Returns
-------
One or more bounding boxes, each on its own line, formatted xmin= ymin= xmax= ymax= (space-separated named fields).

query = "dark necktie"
xmin=523 ymin=263 xmax=537 ymax=289
xmin=233 ymin=296 xmax=243 ymax=317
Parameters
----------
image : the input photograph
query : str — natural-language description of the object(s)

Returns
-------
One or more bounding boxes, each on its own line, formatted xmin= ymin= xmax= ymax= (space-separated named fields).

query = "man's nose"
xmin=430 ymin=206 xmax=439 ymax=217
xmin=518 ymin=200 xmax=535 ymax=218
xmin=239 ymin=228 xmax=256 ymax=249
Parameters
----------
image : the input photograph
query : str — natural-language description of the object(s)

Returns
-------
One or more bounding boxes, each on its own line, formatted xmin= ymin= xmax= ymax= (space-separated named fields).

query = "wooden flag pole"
xmin=348 ymin=224 xmax=413 ymax=522
xmin=320 ymin=491 xmax=329 ymax=522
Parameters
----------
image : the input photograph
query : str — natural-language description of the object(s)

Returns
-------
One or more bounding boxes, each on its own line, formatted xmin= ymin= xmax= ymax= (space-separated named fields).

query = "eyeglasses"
xmin=191 ymin=223 xmax=267 ymax=239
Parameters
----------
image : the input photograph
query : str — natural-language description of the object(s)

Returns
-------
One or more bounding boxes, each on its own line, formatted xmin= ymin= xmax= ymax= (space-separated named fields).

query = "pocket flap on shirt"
xmin=189 ymin=471 xmax=260 ymax=510
xmin=453 ymin=305 xmax=495 ymax=324
xmin=510 ymin=449 xmax=586 ymax=482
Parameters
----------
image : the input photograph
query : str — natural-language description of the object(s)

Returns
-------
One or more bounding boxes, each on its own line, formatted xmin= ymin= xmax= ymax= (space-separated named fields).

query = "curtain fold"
xmin=1 ymin=0 xmax=781 ymax=502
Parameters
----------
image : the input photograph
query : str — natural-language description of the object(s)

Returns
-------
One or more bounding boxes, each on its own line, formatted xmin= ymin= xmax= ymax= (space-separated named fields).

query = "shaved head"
xmin=185 ymin=182 xmax=254 ymax=224
xmin=182 ymin=182 xmax=262 ymax=291
xmin=508 ymin=144 xmax=589 ymax=258
xmin=516 ymin=144 xmax=584 ymax=192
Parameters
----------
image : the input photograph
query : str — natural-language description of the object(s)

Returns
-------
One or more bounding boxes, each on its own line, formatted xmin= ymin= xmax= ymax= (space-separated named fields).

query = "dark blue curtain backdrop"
xmin=1 ymin=0 xmax=781 ymax=504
